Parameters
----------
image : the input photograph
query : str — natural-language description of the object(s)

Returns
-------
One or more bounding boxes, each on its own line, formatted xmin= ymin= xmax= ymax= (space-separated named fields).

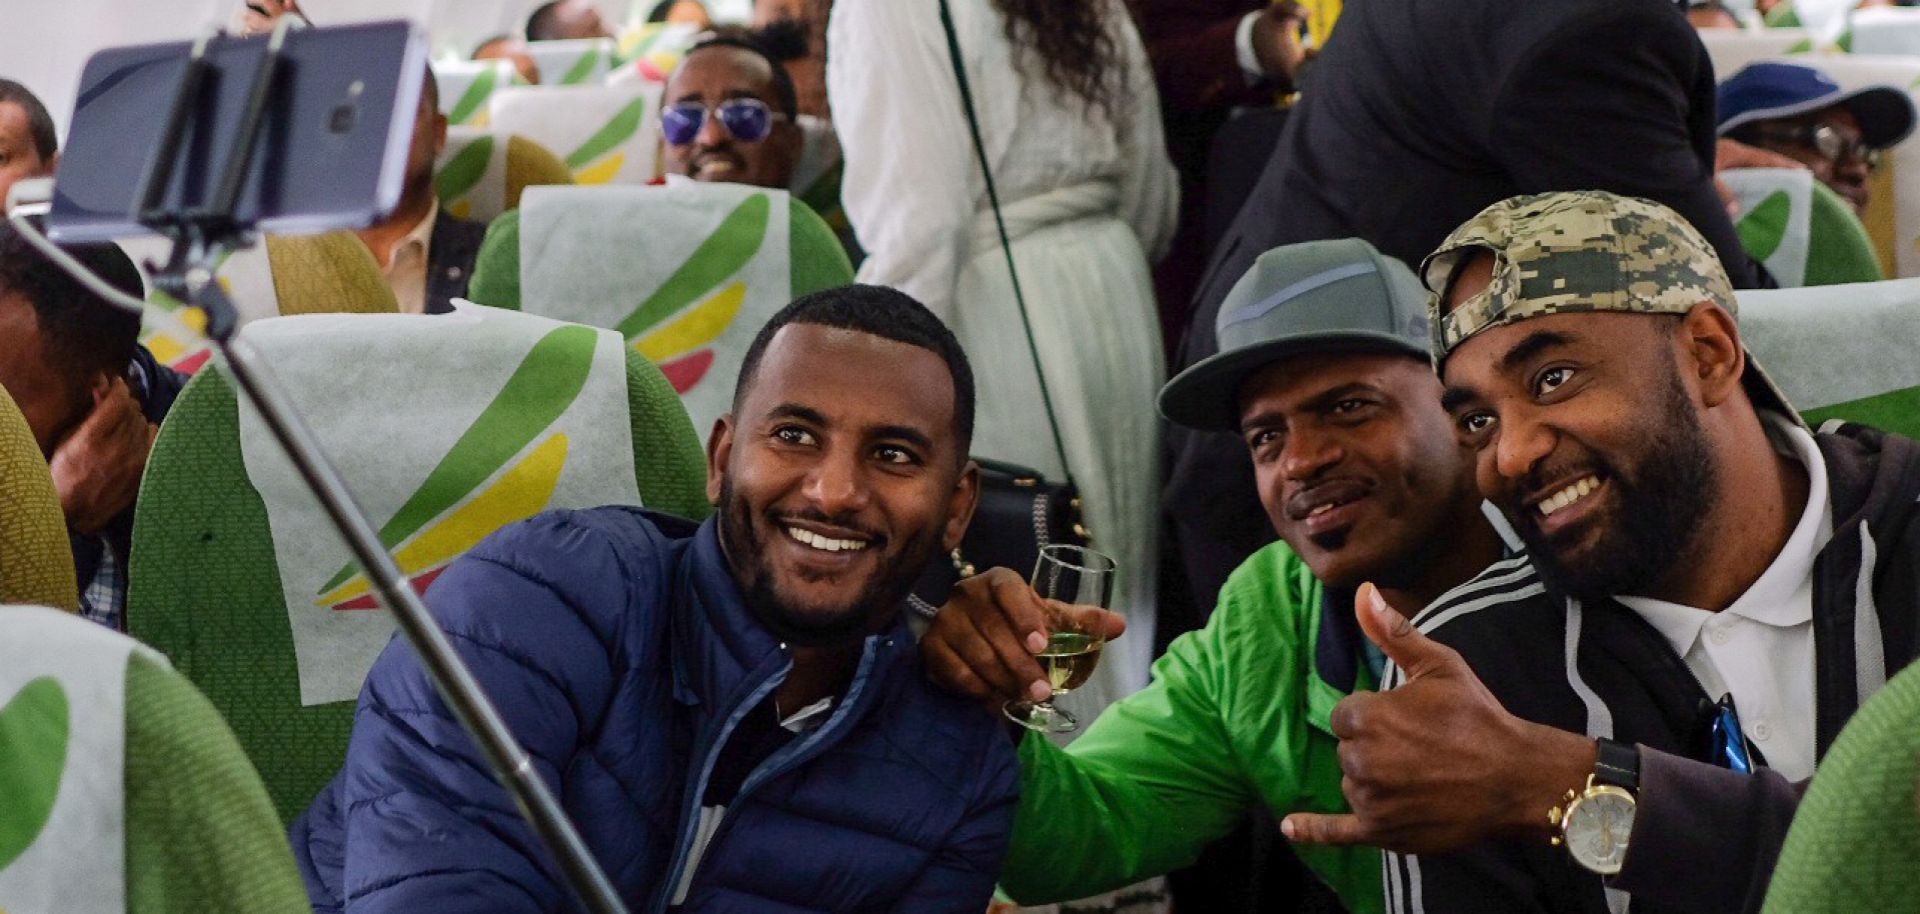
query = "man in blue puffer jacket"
xmin=292 ymin=285 xmax=1020 ymax=912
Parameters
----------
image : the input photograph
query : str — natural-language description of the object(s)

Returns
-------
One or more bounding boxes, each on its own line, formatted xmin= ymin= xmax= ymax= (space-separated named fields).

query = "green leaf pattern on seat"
xmin=0 ymin=677 xmax=67 ymax=873
xmin=564 ymin=97 xmax=647 ymax=170
xmin=435 ymin=134 xmax=496 ymax=205
xmin=1739 ymin=190 xmax=1794 ymax=262
xmin=316 ymin=325 xmax=600 ymax=593
xmin=614 ymin=193 xmax=770 ymax=339
xmin=447 ymin=66 xmax=499 ymax=126
xmin=560 ymin=46 xmax=604 ymax=85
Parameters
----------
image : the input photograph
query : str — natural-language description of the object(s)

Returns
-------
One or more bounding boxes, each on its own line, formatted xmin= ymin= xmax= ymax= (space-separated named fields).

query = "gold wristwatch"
xmin=1548 ymin=738 xmax=1640 ymax=875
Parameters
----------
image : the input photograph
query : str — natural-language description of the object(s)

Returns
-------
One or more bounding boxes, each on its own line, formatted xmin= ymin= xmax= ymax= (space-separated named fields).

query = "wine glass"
xmin=1005 ymin=544 xmax=1117 ymax=733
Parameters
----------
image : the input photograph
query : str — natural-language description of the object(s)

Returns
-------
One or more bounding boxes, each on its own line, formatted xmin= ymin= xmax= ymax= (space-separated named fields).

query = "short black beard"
xmin=716 ymin=477 xmax=944 ymax=647
xmin=1513 ymin=361 xmax=1720 ymax=602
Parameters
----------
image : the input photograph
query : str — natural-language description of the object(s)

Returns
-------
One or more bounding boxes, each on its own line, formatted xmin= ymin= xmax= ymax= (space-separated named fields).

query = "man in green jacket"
xmin=922 ymin=238 xmax=1508 ymax=912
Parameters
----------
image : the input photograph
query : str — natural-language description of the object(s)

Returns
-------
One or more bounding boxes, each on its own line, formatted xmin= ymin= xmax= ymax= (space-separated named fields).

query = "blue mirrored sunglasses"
xmin=661 ymin=98 xmax=782 ymax=146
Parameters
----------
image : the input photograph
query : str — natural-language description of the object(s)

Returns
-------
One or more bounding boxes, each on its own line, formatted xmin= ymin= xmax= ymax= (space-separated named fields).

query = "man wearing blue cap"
xmin=1719 ymin=60 xmax=1918 ymax=214
xmin=920 ymin=239 xmax=1509 ymax=914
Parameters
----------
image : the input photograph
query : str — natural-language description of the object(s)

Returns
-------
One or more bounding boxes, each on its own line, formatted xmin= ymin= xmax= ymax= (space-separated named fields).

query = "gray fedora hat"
xmin=1160 ymin=238 xmax=1430 ymax=431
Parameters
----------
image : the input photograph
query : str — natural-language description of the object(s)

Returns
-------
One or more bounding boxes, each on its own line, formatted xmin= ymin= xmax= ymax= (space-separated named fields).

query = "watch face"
xmin=1565 ymin=790 xmax=1636 ymax=875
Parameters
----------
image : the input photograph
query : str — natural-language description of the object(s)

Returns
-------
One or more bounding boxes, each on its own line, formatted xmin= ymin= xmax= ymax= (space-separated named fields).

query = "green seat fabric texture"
xmin=465 ymin=194 xmax=855 ymax=312
xmin=127 ymin=349 xmax=708 ymax=822
xmin=125 ymin=652 xmax=309 ymax=914
xmin=1801 ymin=181 xmax=1883 ymax=287
xmin=0 ymin=389 xmax=77 ymax=611
xmin=1762 ymin=660 xmax=1920 ymax=913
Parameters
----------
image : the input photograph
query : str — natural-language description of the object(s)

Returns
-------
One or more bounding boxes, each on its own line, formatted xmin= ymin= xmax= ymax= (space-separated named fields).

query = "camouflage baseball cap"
xmin=1419 ymin=190 xmax=1800 ymax=421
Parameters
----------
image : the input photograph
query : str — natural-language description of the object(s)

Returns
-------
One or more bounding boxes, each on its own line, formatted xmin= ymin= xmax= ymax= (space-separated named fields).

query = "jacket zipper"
xmin=664 ymin=637 xmax=889 ymax=908
xmin=650 ymin=652 xmax=792 ymax=914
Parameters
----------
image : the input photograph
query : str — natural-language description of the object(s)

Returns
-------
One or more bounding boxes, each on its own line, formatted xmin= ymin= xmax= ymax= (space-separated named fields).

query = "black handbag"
xmin=910 ymin=0 xmax=1090 ymax=616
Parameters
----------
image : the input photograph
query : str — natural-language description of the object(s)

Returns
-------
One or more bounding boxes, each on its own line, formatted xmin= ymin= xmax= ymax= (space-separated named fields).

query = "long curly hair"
xmin=989 ymin=0 xmax=1120 ymax=120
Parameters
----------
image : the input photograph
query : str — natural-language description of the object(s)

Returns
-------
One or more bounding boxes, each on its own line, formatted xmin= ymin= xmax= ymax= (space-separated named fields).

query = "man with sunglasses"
xmin=1719 ymin=61 xmax=1917 ymax=215
xmin=661 ymin=35 xmax=803 ymax=190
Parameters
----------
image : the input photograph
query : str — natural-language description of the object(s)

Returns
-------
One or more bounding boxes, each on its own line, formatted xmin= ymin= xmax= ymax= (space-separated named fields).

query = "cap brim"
xmin=1742 ymin=348 xmax=1809 ymax=431
xmin=1159 ymin=331 xmax=1428 ymax=431
xmin=1839 ymin=86 xmax=1918 ymax=148
xmin=1720 ymin=85 xmax=1917 ymax=148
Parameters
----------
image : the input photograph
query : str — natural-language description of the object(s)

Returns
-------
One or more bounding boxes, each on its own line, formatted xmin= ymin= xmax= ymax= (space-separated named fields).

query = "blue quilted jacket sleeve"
xmin=333 ymin=510 xmax=660 ymax=913
xmin=887 ymin=724 xmax=1022 ymax=913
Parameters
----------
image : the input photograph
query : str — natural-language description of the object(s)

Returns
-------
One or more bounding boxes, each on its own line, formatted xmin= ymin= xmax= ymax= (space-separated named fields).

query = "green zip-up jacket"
xmin=999 ymin=541 xmax=1384 ymax=913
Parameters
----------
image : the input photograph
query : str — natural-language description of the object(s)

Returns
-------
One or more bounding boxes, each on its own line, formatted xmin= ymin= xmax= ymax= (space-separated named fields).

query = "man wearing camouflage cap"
xmin=1281 ymin=190 xmax=1920 ymax=913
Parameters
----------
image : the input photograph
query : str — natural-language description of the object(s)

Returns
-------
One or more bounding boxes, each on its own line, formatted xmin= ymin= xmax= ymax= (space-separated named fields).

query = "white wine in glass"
xmin=1007 ymin=544 xmax=1117 ymax=733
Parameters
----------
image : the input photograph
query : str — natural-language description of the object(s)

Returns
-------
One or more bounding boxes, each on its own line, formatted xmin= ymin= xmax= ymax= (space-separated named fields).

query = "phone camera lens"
xmin=328 ymin=103 xmax=357 ymax=134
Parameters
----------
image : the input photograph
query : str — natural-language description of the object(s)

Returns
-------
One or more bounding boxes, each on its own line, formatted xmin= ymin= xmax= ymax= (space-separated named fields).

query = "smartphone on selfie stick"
xmin=7 ymin=20 xmax=630 ymax=914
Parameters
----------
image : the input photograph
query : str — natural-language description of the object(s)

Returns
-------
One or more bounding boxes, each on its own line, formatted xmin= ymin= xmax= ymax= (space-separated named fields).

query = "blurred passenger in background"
xmin=352 ymin=67 xmax=483 ymax=315
xmin=0 ymin=227 xmax=180 ymax=631
xmin=1686 ymin=0 xmax=1746 ymax=28
xmin=527 ymin=0 xmax=615 ymax=41
xmin=473 ymin=33 xmax=543 ymax=84
xmin=0 ymin=79 xmax=56 ymax=208
xmin=649 ymin=0 xmax=714 ymax=28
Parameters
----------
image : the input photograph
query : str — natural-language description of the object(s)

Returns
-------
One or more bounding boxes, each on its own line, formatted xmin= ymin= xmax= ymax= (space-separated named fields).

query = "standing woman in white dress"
xmin=828 ymin=0 xmax=1179 ymax=711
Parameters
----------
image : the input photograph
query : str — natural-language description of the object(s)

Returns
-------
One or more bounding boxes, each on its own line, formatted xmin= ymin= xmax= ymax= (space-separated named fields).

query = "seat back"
xmin=1699 ymin=28 xmax=1819 ymax=76
xmin=1763 ymin=53 xmax=1920 ymax=278
xmin=466 ymin=183 xmax=855 ymax=432
xmin=436 ymin=127 xmax=576 ymax=223
xmin=0 ymin=604 xmax=309 ymax=913
xmin=609 ymin=21 xmax=701 ymax=83
xmin=1724 ymin=167 xmax=1882 ymax=287
xmin=431 ymin=58 xmax=519 ymax=127
xmin=138 ymin=233 xmax=399 ymax=375
xmin=1761 ymin=657 xmax=1920 ymax=913
xmin=0 ymin=392 xmax=75 ymax=611
xmin=488 ymin=82 xmax=663 ymax=185
xmin=523 ymin=37 xmax=616 ymax=86
xmin=126 ymin=304 xmax=709 ymax=820
xmin=1846 ymin=5 xmax=1920 ymax=55
xmin=1737 ymin=277 xmax=1920 ymax=437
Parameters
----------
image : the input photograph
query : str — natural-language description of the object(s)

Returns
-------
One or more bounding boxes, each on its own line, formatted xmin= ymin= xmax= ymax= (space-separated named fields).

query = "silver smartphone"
xmin=47 ymin=20 xmax=428 ymax=243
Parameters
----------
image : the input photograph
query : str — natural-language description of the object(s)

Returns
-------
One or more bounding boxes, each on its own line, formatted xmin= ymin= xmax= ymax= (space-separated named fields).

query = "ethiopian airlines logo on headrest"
xmin=315 ymin=325 xmax=597 ymax=612
xmin=619 ymin=192 xmax=770 ymax=394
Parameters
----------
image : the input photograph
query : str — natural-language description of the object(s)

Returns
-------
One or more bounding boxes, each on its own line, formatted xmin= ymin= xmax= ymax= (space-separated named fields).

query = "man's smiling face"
xmin=708 ymin=323 xmax=974 ymax=643
xmin=1236 ymin=349 xmax=1479 ymax=591
xmin=1438 ymin=256 xmax=1722 ymax=600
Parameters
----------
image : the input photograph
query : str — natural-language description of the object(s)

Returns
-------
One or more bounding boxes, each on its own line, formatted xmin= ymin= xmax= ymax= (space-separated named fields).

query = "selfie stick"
xmin=8 ymin=20 xmax=631 ymax=914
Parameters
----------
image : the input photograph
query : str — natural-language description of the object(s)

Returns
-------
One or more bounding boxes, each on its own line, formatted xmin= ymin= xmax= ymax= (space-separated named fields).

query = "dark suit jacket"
xmin=1165 ymin=0 xmax=1769 ymax=622
xmin=426 ymin=209 xmax=488 ymax=315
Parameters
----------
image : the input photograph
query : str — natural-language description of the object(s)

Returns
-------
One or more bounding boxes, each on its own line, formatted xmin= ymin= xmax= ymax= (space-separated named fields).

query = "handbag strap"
xmin=935 ymin=0 xmax=1073 ymax=484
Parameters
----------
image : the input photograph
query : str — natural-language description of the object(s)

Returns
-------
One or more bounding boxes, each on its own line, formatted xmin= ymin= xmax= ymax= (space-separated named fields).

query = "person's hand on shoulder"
xmin=51 ymin=376 xmax=158 ymax=536
xmin=922 ymin=567 xmax=1126 ymax=705
xmin=1281 ymin=583 xmax=1597 ymax=855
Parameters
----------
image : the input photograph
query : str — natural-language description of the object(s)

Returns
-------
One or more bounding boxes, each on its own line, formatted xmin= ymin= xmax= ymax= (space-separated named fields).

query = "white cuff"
xmin=1235 ymin=10 xmax=1265 ymax=84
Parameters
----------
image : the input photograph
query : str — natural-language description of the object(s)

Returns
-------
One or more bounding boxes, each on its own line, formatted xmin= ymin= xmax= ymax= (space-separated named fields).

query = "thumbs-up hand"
xmin=1281 ymin=584 xmax=1597 ymax=854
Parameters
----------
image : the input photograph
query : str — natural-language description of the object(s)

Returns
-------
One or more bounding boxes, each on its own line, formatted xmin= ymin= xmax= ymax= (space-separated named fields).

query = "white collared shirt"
xmin=1616 ymin=412 xmax=1831 ymax=781
xmin=377 ymin=201 xmax=439 ymax=315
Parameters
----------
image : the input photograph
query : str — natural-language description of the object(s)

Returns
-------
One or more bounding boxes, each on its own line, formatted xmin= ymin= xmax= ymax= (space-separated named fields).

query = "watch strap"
xmin=1594 ymin=738 xmax=1640 ymax=792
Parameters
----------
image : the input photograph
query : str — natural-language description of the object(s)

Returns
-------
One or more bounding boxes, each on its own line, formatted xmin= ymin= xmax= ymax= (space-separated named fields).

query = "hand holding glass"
xmin=1006 ymin=545 xmax=1116 ymax=733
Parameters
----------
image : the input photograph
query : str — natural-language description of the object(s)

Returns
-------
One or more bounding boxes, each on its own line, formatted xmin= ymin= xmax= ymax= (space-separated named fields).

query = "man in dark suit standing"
xmin=354 ymin=67 xmax=484 ymax=315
